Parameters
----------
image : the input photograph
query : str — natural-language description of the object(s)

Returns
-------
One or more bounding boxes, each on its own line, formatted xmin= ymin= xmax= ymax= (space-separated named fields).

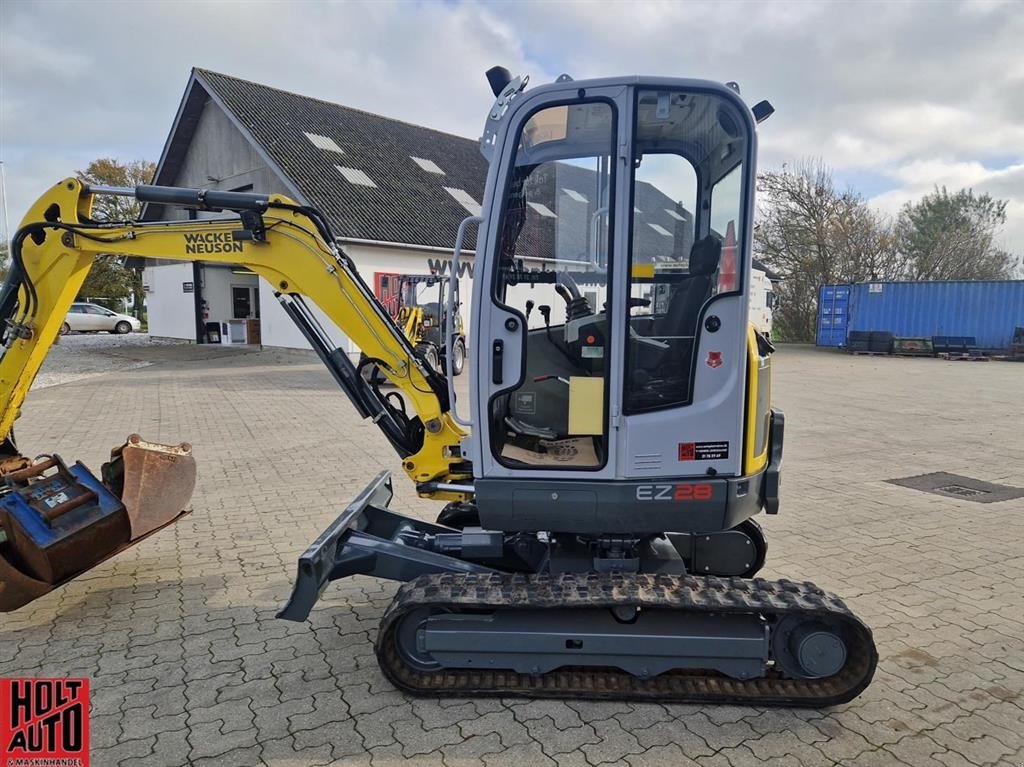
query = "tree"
xmin=0 ymin=240 xmax=8 ymax=279
xmin=74 ymin=257 xmax=133 ymax=304
xmin=75 ymin=158 xmax=156 ymax=314
xmin=754 ymin=160 xmax=898 ymax=342
xmin=897 ymin=187 xmax=1019 ymax=281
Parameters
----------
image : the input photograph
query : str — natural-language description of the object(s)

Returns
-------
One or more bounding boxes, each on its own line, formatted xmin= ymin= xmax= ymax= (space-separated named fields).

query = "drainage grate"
xmin=936 ymin=484 xmax=988 ymax=498
xmin=887 ymin=472 xmax=1024 ymax=504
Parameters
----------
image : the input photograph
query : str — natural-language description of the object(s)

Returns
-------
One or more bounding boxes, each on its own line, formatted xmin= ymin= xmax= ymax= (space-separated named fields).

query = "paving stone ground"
xmin=2 ymin=343 xmax=1022 ymax=766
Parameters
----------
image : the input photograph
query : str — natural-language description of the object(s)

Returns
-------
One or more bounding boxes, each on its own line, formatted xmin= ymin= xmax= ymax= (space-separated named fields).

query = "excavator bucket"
xmin=102 ymin=435 xmax=197 ymax=538
xmin=0 ymin=435 xmax=194 ymax=612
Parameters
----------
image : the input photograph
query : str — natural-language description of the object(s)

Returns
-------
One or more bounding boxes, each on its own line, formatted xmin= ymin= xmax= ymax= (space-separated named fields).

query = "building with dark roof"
xmin=142 ymin=68 xmax=495 ymax=348
xmin=144 ymin=69 xmax=491 ymax=251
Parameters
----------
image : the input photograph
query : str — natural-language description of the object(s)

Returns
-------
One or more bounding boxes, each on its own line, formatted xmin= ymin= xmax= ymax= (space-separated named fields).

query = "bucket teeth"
xmin=103 ymin=434 xmax=197 ymax=539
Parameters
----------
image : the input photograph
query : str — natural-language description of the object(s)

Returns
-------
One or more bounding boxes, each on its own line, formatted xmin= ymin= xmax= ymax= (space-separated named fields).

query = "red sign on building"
xmin=374 ymin=272 xmax=401 ymax=318
xmin=718 ymin=220 xmax=737 ymax=292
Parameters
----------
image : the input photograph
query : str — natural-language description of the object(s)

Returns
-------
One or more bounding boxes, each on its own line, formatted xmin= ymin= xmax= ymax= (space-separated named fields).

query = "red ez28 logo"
xmin=1 ymin=678 xmax=90 ymax=766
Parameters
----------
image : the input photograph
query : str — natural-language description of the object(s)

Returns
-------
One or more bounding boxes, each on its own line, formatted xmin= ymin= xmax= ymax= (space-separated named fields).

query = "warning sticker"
xmin=678 ymin=441 xmax=730 ymax=461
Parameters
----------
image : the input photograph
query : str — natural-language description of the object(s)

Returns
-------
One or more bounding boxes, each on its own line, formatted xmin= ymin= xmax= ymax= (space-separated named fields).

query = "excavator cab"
xmin=469 ymin=77 xmax=773 ymax=523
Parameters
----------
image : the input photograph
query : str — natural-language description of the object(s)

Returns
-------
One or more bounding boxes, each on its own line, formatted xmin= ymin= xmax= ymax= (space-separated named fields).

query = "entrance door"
xmin=473 ymin=90 xmax=624 ymax=479
xmin=232 ymin=286 xmax=259 ymax=319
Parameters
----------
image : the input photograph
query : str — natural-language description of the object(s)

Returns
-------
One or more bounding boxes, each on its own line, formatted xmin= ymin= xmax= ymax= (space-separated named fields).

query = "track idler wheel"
xmin=394 ymin=607 xmax=443 ymax=672
xmin=772 ymin=615 xmax=849 ymax=679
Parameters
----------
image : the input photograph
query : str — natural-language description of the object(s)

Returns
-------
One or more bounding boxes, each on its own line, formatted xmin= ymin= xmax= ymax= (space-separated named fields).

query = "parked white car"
xmin=61 ymin=303 xmax=142 ymax=334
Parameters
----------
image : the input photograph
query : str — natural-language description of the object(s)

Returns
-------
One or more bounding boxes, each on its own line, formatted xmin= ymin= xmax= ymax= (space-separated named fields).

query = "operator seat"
xmin=656 ymin=235 xmax=722 ymax=341
xmin=626 ymin=234 xmax=722 ymax=402
xmin=419 ymin=302 xmax=441 ymax=324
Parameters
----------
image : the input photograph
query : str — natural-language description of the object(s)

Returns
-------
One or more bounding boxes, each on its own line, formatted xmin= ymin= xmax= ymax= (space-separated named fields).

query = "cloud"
xmin=2 ymin=0 xmax=1021 ymax=256
xmin=871 ymin=161 xmax=1024 ymax=254
xmin=0 ymin=0 xmax=548 ymax=233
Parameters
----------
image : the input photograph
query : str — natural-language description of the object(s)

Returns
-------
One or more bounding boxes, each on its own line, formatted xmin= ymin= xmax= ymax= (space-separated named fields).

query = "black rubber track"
xmin=376 ymin=572 xmax=878 ymax=707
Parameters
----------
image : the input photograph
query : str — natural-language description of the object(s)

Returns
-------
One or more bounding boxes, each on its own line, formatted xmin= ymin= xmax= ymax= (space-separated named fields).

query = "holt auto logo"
xmin=706 ymin=351 xmax=723 ymax=368
xmin=1 ymin=678 xmax=90 ymax=767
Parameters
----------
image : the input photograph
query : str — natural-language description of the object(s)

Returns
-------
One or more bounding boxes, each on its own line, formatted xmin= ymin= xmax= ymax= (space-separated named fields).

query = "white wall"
xmin=143 ymin=262 xmax=197 ymax=341
xmin=258 ymin=242 xmax=475 ymax=358
xmin=256 ymin=276 xmax=345 ymax=351
xmin=147 ymin=246 xmax=778 ymax=350
xmin=145 ymin=241 xmax=476 ymax=354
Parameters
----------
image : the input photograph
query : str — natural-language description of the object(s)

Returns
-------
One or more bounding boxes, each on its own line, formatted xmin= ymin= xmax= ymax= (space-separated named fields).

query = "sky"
xmin=2 ymin=0 xmax=1022 ymax=256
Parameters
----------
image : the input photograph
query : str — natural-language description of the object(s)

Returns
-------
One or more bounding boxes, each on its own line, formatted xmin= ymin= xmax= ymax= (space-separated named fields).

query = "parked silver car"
xmin=61 ymin=303 xmax=142 ymax=334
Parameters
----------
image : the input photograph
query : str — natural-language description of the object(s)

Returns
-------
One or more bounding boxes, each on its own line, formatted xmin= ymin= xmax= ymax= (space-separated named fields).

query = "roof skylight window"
xmin=648 ymin=223 xmax=672 ymax=236
xmin=411 ymin=157 xmax=445 ymax=175
xmin=443 ymin=187 xmax=482 ymax=215
xmin=336 ymin=165 xmax=377 ymax=187
xmin=304 ymin=132 xmax=344 ymax=153
xmin=527 ymin=202 xmax=556 ymax=218
xmin=562 ymin=188 xmax=588 ymax=203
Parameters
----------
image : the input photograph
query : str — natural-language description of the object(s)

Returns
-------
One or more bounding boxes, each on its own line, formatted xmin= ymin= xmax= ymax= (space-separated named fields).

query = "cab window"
xmin=624 ymin=89 xmax=748 ymax=413
xmin=490 ymin=100 xmax=616 ymax=469
xmin=709 ymin=163 xmax=743 ymax=293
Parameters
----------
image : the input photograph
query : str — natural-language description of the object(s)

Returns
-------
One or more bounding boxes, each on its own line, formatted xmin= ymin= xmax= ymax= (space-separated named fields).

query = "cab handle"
xmin=492 ymin=339 xmax=504 ymax=384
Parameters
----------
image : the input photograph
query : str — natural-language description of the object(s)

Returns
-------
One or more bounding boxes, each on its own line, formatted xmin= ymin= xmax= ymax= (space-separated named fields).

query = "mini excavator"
xmin=0 ymin=69 xmax=876 ymax=706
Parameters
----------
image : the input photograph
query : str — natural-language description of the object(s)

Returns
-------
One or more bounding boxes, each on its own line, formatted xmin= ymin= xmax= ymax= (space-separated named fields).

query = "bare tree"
xmin=754 ymin=160 xmax=897 ymax=341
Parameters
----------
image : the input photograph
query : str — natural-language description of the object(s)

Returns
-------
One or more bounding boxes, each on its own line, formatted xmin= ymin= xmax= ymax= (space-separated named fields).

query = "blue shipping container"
xmin=816 ymin=280 xmax=1024 ymax=350
xmin=816 ymin=285 xmax=851 ymax=346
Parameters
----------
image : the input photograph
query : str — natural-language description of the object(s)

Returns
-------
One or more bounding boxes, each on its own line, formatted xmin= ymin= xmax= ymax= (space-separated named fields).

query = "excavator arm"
xmin=1 ymin=178 xmax=469 ymax=486
xmin=0 ymin=178 xmax=469 ymax=612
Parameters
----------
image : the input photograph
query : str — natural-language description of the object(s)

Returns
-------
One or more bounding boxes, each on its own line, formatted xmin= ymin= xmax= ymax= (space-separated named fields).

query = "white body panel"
xmin=748 ymin=269 xmax=775 ymax=338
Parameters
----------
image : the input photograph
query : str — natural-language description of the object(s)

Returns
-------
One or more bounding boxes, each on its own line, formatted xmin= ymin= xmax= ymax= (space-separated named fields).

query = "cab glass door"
xmin=488 ymin=100 xmax=616 ymax=470
xmin=623 ymin=89 xmax=749 ymax=413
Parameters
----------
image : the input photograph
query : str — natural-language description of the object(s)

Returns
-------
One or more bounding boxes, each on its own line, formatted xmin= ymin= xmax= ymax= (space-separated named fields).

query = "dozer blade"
xmin=103 ymin=434 xmax=196 ymax=538
xmin=0 ymin=435 xmax=195 ymax=612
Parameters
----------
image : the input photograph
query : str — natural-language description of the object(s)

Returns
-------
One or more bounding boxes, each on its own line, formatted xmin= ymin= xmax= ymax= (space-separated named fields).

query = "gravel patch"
xmin=32 ymin=333 xmax=191 ymax=389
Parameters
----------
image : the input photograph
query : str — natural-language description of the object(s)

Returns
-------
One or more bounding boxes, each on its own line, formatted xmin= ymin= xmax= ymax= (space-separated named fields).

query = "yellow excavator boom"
xmin=1 ymin=179 xmax=468 ymax=488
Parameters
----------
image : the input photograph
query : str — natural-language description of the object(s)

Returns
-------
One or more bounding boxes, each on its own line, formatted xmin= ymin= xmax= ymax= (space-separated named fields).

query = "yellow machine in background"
xmin=393 ymin=273 xmax=467 ymax=376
